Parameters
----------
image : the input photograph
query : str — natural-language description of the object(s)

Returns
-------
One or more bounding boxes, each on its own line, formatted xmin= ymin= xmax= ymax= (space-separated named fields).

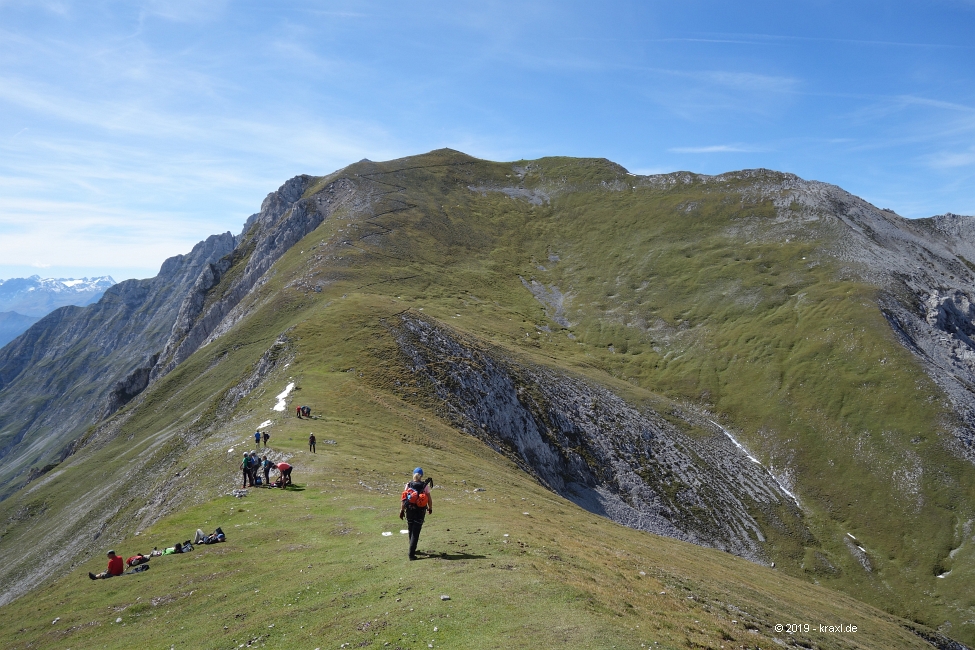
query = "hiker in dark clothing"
xmin=399 ymin=467 xmax=433 ymax=561
xmin=249 ymin=452 xmax=260 ymax=486
xmin=241 ymin=452 xmax=252 ymax=487
xmin=262 ymin=456 xmax=273 ymax=486
xmin=309 ymin=432 xmax=316 ymax=453
xmin=89 ymin=550 xmax=124 ymax=579
xmin=262 ymin=431 xmax=269 ymax=447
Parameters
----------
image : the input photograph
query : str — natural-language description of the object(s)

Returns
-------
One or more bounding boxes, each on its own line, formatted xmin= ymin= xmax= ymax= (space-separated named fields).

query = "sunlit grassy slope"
xmin=2 ymin=150 xmax=973 ymax=648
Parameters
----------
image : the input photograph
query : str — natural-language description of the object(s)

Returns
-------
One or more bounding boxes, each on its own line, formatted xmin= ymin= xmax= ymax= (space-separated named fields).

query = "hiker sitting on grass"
xmin=195 ymin=527 xmax=226 ymax=544
xmin=89 ymin=550 xmax=124 ymax=580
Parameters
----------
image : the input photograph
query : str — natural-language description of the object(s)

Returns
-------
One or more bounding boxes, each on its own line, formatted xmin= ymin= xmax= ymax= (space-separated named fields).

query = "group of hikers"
xmin=91 ymin=407 xmax=437 ymax=579
xmin=241 ymin=447 xmax=292 ymax=488
xmin=89 ymin=528 xmax=225 ymax=580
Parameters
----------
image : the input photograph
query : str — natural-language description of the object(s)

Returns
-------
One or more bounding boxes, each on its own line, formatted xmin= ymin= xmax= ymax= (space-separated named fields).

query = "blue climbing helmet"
xmin=413 ymin=467 xmax=423 ymax=476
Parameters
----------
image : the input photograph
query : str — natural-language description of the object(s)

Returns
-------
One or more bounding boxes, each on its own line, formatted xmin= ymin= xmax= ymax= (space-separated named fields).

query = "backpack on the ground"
xmin=402 ymin=480 xmax=430 ymax=509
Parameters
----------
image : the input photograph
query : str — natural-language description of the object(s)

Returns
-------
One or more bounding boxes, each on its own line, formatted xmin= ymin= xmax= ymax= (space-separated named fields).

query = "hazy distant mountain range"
xmin=0 ymin=275 xmax=115 ymax=347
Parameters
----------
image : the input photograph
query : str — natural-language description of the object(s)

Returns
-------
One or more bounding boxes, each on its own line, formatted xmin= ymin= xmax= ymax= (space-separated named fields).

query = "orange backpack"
xmin=402 ymin=481 xmax=429 ymax=509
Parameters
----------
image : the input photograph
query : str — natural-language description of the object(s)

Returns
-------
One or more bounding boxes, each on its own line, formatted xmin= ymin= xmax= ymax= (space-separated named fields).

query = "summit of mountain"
xmin=0 ymin=149 xmax=974 ymax=648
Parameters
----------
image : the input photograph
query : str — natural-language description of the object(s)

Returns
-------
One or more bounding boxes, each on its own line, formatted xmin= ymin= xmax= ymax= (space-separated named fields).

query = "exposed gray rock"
xmin=520 ymin=277 xmax=573 ymax=327
xmin=391 ymin=313 xmax=808 ymax=563
xmin=150 ymin=176 xmax=355 ymax=380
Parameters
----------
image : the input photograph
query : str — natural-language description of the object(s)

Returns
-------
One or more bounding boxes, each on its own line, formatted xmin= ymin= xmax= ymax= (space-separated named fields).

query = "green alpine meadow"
xmin=1 ymin=149 xmax=974 ymax=649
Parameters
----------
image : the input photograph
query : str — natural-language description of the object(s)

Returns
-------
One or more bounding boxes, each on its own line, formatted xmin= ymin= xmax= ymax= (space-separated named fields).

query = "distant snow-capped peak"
xmin=15 ymin=276 xmax=116 ymax=293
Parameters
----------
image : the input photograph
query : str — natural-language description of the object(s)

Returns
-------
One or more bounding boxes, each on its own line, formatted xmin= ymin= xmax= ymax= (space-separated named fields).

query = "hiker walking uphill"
xmin=254 ymin=430 xmax=261 ymax=446
xmin=399 ymin=467 xmax=433 ymax=561
xmin=309 ymin=432 xmax=316 ymax=453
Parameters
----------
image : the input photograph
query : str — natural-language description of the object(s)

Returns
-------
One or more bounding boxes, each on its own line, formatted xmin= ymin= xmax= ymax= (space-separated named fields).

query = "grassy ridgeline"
xmin=1 ymin=150 xmax=973 ymax=647
xmin=0 ymin=317 xmax=939 ymax=649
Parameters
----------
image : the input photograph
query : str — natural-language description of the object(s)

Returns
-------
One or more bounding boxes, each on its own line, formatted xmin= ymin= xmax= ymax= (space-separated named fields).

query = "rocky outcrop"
xmin=217 ymin=332 xmax=294 ymax=417
xmin=391 ymin=313 xmax=808 ymax=563
xmin=757 ymin=178 xmax=975 ymax=462
xmin=102 ymin=352 xmax=161 ymax=417
xmin=150 ymin=176 xmax=355 ymax=380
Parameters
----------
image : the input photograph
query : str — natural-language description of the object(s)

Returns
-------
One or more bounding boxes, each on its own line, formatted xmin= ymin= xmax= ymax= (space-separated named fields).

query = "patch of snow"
xmin=710 ymin=419 xmax=801 ymax=508
xmin=259 ymin=420 xmax=273 ymax=428
xmin=272 ymin=382 xmax=295 ymax=411
xmin=382 ymin=532 xmax=392 ymax=536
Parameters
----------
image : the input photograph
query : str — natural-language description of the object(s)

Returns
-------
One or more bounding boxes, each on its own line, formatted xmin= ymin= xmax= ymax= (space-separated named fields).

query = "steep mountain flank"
xmin=0 ymin=234 xmax=235 ymax=500
xmin=0 ymin=173 xmax=354 ymax=502
xmin=149 ymin=175 xmax=355 ymax=380
xmin=1 ymin=150 xmax=975 ymax=646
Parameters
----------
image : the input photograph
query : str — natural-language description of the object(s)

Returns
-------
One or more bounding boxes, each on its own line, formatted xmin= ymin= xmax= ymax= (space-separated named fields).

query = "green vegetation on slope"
xmin=0 ymin=298 xmax=944 ymax=649
xmin=2 ymin=150 xmax=974 ymax=647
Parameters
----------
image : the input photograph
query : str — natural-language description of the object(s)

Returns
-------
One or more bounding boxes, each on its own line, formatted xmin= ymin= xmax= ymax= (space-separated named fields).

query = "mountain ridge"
xmin=1 ymin=150 xmax=974 ymax=647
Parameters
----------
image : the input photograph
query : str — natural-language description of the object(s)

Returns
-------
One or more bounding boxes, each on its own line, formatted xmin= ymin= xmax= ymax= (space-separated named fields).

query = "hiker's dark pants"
xmin=309 ymin=441 xmax=316 ymax=452
xmin=406 ymin=508 xmax=426 ymax=558
xmin=263 ymin=466 xmax=271 ymax=485
xmin=242 ymin=469 xmax=251 ymax=487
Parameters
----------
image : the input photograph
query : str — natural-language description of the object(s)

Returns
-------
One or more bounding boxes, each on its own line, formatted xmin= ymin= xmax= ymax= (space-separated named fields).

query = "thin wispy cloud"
xmin=1 ymin=0 xmax=974 ymax=278
xmin=924 ymin=149 xmax=975 ymax=169
xmin=141 ymin=0 xmax=230 ymax=23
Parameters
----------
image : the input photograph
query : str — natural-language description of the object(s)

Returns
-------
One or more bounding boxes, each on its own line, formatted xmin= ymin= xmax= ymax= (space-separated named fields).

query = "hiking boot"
xmin=409 ymin=554 xmax=417 ymax=561
xmin=89 ymin=572 xmax=97 ymax=580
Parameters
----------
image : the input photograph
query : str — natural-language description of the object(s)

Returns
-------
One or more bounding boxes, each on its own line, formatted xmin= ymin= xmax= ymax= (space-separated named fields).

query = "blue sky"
xmin=1 ymin=0 xmax=974 ymax=281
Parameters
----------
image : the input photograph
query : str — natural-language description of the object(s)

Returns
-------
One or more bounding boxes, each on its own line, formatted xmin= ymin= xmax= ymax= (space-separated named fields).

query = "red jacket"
xmin=107 ymin=555 xmax=124 ymax=576
xmin=277 ymin=462 xmax=291 ymax=471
